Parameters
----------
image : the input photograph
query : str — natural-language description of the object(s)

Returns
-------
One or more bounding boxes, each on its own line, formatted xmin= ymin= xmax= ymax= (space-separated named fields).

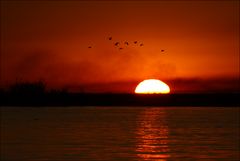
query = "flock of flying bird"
xmin=88 ymin=36 xmax=165 ymax=53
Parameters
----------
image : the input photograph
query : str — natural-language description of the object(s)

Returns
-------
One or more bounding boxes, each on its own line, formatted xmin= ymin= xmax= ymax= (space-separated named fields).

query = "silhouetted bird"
xmin=140 ymin=43 xmax=144 ymax=46
xmin=119 ymin=47 xmax=123 ymax=50
xmin=88 ymin=46 xmax=92 ymax=49
xmin=114 ymin=42 xmax=120 ymax=46
xmin=134 ymin=41 xmax=137 ymax=44
xmin=161 ymin=49 xmax=165 ymax=52
xmin=109 ymin=37 xmax=112 ymax=40
xmin=124 ymin=41 xmax=129 ymax=45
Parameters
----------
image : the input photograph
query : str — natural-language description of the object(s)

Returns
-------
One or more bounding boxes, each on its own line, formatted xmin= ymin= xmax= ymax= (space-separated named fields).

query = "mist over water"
xmin=1 ymin=106 xmax=239 ymax=161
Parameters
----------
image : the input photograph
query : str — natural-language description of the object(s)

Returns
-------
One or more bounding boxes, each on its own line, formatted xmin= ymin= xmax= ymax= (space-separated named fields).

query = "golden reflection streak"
xmin=136 ymin=108 xmax=170 ymax=161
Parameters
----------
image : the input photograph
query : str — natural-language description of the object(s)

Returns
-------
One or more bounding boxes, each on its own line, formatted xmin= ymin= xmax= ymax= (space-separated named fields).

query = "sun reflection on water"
xmin=136 ymin=108 xmax=170 ymax=161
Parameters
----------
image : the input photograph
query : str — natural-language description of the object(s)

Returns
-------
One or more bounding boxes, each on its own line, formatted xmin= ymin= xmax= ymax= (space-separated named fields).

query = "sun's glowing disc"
xmin=135 ymin=79 xmax=170 ymax=94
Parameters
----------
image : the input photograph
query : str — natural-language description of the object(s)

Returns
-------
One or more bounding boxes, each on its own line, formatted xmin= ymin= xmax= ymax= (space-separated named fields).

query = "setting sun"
xmin=135 ymin=79 xmax=170 ymax=94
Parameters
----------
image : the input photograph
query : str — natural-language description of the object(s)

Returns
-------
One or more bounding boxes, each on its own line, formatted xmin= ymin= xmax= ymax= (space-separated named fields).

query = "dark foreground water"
xmin=1 ymin=106 xmax=239 ymax=161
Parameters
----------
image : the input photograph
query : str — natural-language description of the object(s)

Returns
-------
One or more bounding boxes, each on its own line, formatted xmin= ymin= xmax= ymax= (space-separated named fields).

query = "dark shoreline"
xmin=1 ymin=93 xmax=239 ymax=107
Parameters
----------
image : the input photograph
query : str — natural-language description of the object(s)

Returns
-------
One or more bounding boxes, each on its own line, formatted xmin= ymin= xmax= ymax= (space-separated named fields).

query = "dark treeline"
xmin=0 ymin=81 xmax=239 ymax=107
xmin=1 ymin=81 xmax=68 ymax=95
xmin=9 ymin=81 xmax=46 ymax=96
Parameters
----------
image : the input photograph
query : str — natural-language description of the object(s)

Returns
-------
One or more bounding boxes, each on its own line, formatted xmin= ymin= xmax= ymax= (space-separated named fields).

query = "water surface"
xmin=1 ymin=106 xmax=239 ymax=161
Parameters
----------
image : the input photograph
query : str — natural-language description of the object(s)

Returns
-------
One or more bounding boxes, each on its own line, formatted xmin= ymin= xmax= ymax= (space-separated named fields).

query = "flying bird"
xmin=88 ymin=46 xmax=92 ymax=49
xmin=140 ymin=43 xmax=144 ymax=46
xmin=134 ymin=41 xmax=137 ymax=44
xmin=114 ymin=42 xmax=120 ymax=46
xmin=108 ymin=37 xmax=112 ymax=40
xmin=161 ymin=49 xmax=165 ymax=52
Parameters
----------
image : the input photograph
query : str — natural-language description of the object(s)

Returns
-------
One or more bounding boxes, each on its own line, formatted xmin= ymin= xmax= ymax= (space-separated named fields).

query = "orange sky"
xmin=0 ymin=1 xmax=239 ymax=93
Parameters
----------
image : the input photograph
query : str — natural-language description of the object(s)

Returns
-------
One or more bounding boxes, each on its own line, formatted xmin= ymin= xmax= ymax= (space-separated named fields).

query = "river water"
xmin=1 ymin=106 xmax=239 ymax=161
